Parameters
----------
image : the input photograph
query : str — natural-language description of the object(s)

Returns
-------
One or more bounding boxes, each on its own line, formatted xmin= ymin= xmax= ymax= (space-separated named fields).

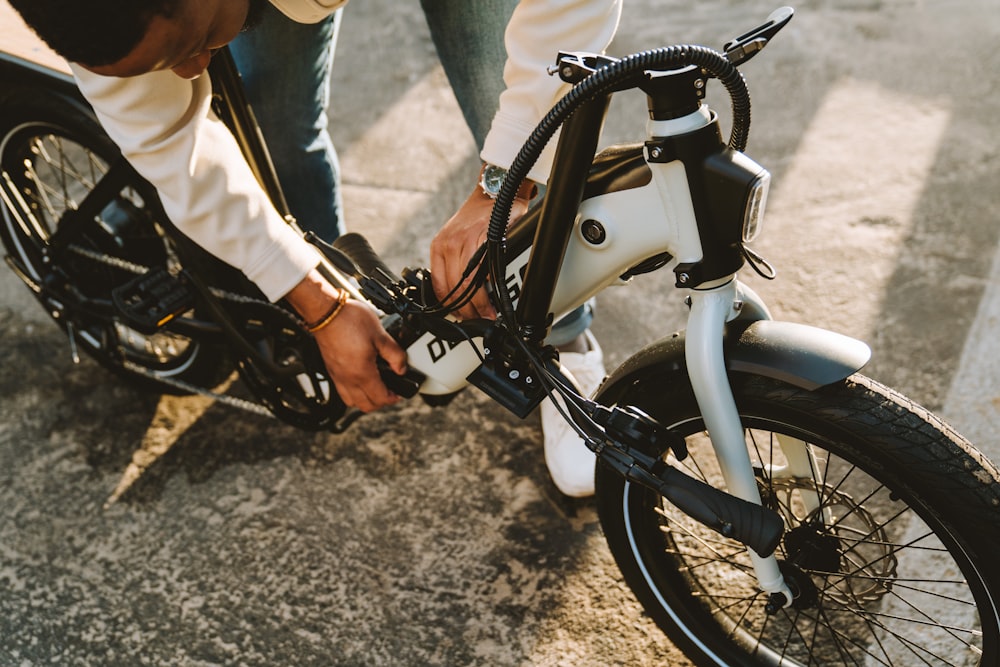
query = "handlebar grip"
xmin=331 ymin=232 xmax=401 ymax=285
xmin=654 ymin=465 xmax=784 ymax=557
xmin=376 ymin=357 xmax=425 ymax=398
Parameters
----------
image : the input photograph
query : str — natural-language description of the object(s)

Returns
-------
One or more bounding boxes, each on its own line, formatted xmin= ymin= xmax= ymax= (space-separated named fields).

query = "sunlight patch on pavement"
xmin=104 ymin=388 xmax=228 ymax=508
xmin=339 ymin=67 xmax=476 ymax=191
xmin=337 ymin=67 xmax=476 ymax=252
xmin=753 ymin=77 xmax=951 ymax=336
xmin=769 ymin=76 xmax=950 ymax=222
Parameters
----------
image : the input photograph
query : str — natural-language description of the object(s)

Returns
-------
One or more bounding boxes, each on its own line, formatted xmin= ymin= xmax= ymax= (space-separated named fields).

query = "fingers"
xmin=335 ymin=358 xmax=402 ymax=413
xmin=464 ymin=282 xmax=496 ymax=321
xmin=314 ymin=301 xmax=407 ymax=413
xmin=325 ymin=349 xmax=398 ymax=413
xmin=284 ymin=271 xmax=410 ymax=413
xmin=376 ymin=330 xmax=409 ymax=376
xmin=335 ymin=364 xmax=399 ymax=413
xmin=430 ymin=189 xmax=500 ymax=321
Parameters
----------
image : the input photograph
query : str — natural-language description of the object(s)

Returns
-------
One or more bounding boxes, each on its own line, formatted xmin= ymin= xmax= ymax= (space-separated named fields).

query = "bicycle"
xmin=1 ymin=6 xmax=998 ymax=664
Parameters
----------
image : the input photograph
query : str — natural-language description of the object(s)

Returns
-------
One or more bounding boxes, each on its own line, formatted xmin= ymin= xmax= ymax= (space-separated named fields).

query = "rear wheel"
xmin=0 ymin=86 xmax=232 ymax=392
xmin=596 ymin=372 xmax=1000 ymax=665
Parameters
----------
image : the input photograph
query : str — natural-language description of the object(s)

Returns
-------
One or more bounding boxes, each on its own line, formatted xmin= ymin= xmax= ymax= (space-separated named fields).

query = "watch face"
xmin=481 ymin=164 xmax=507 ymax=198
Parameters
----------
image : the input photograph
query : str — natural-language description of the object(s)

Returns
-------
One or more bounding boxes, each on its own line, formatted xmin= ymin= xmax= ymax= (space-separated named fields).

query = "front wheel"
xmin=596 ymin=372 xmax=1000 ymax=666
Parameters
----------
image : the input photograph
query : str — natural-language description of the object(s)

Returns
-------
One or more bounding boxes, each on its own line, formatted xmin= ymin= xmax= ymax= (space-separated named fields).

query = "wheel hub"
xmin=784 ymin=522 xmax=842 ymax=573
xmin=767 ymin=478 xmax=899 ymax=606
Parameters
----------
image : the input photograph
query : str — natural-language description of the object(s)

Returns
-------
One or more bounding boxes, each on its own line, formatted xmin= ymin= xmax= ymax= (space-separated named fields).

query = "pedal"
xmin=112 ymin=267 xmax=196 ymax=334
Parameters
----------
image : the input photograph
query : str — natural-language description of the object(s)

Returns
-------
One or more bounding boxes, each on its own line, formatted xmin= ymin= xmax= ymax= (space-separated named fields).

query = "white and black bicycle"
xmin=1 ymin=7 xmax=997 ymax=664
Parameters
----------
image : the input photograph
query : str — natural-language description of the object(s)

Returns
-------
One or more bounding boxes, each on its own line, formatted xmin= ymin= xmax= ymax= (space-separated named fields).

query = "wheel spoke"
xmin=1 ymin=119 xmax=211 ymax=384
xmin=602 ymin=387 xmax=995 ymax=665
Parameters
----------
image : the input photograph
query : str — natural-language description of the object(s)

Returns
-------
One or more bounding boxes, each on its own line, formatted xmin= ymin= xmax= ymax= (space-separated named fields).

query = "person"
xmin=8 ymin=0 xmax=620 ymax=496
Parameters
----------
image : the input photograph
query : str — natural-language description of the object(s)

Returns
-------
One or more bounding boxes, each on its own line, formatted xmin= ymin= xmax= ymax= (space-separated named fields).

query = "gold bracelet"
xmin=305 ymin=289 xmax=348 ymax=334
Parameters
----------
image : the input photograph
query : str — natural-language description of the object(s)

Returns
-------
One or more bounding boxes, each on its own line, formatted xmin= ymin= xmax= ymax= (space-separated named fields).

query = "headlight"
xmin=742 ymin=170 xmax=770 ymax=243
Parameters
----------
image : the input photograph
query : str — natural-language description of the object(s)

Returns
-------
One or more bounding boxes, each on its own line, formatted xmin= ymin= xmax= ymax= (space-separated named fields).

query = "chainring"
xmin=226 ymin=298 xmax=348 ymax=430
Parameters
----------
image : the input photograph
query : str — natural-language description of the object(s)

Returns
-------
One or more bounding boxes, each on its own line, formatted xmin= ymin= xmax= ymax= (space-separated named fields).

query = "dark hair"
xmin=8 ymin=0 xmax=179 ymax=67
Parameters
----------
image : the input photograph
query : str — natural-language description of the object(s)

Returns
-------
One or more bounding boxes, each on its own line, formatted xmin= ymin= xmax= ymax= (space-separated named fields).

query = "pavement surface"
xmin=1 ymin=0 xmax=999 ymax=665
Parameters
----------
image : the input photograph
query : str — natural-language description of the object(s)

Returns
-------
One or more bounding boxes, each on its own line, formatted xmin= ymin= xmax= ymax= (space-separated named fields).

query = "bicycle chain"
xmin=66 ymin=244 xmax=151 ymax=276
xmin=67 ymin=242 xmax=302 ymax=419
xmin=121 ymin=359 xmax=275 ymax=418
xmin=67 ymin=243 xmax=294 ymax=315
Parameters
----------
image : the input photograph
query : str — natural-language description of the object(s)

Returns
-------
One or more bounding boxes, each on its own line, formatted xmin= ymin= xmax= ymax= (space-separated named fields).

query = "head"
xmin=9 ymin=0 xmax=267 ymax=80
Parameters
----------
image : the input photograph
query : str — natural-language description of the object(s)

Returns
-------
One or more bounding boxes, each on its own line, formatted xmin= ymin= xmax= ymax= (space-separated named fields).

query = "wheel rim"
xmin=0 ymin=120 xmax=201 ymax=378
xmin=620 ymin=414 xmax=995 ymax=666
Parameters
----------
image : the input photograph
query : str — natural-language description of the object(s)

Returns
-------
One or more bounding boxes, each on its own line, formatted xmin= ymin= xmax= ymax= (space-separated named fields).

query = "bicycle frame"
xmin=508 ymin=92 xmax=791 ymax=600
xmin=387 ymin=49 xmax=810 ymax=599
xmin=404 ymin=33 xmax=873 ymax=605
xmin=9 ymin=10 xmax=1000 ymax=658
xmin=0 ymin=21 xmax=859 ymax=605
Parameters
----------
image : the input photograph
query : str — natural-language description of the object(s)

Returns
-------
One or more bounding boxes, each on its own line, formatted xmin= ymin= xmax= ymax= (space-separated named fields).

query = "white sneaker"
xmin=540 ymin=330 xmax=606 ymax=497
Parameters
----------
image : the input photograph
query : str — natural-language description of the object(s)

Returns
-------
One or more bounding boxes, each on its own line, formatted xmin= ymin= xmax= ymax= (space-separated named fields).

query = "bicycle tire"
xmin=595 ymin=371 xmax=1000 ymax=666
xmin=0 ymin=84 xmax=233 ymax=393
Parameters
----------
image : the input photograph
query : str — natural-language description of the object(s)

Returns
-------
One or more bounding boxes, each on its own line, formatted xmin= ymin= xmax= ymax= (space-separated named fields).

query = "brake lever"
xmin=723 ymin=6 xmax=794 ymax=66
xmin=550 ymin=51 xmax=620 ymax=84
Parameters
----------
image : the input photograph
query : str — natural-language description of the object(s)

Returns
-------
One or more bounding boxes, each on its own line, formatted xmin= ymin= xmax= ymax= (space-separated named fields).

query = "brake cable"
xmin=481 ymin=45 xmax=752 ymax=433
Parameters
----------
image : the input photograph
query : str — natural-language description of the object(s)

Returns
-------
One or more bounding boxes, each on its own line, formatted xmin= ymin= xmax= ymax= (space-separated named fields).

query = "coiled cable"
xmin=487 ymin=44 xmax=751 ymax=327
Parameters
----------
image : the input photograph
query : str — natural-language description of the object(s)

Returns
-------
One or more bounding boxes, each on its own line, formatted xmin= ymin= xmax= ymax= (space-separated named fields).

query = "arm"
xmin=482 ymin=0 xmax=622 ymax=182
xmin=284 ymin=270 xmax=407 ymax=412
xmin=430 ymin=0 xmax=622 ymax=319
xmin=70 ymin=64 xmax=406 ymax=411
xmin=71 ymin=65 xmax=318 ymax=301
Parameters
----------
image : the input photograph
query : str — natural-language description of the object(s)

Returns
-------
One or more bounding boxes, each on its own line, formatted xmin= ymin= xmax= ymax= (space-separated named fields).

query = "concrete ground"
xmin=1 ymin=0 xmax=999 ymax=665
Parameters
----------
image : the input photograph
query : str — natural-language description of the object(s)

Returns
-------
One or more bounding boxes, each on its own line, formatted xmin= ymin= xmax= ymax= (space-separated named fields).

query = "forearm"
xmin=283 ymin=267 xmax=344 ymax=326
xmin=71 ymin=64 xmax=321 ymax=302
xmin=481 ymin=0 xmax=622 ymax=181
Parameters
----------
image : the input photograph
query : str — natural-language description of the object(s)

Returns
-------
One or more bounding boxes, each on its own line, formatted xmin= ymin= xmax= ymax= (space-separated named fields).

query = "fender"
xmin=0 ymin=52 xmax=81 ymax=102
xmin=596 ymin=319 xmax=871 ymax=404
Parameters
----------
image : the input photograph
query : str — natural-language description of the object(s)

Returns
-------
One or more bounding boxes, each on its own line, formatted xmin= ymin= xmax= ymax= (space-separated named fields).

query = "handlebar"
xmin=303 ymin=6 xmax=797 ymax=553
xmin=331 ymin=232 xmax=402 ymax=287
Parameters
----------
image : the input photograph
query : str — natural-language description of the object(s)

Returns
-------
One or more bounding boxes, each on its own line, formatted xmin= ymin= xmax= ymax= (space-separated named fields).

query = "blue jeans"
xmin=230 ymin=5 xmax=344 ymax=242
xmin=230 ymin=1 xmax=513 ymax=239
xmin=418 ymin=0 xmax=517 ymax=151
xmin=231 ymin=1 xmax=591 ymax=343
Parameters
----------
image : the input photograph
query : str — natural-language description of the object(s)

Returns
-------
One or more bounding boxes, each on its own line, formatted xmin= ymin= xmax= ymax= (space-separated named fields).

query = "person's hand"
xmin=311 ymin=297 xmax=407 ymax=412
xmin=429 ymin=181 xmax=534 ymax=321
xmin=285 ymin=270 xmax=407 ymax=412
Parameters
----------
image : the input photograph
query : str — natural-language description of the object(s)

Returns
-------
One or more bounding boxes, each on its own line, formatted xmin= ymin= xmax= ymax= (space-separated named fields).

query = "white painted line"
xmin=942 ymin=241 xmax=1000 ymax=460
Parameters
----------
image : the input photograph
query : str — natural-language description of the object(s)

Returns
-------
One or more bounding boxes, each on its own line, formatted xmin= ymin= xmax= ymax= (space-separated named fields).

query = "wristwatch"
xmin=479 ymin=162 xmax=537 ymax=200
xmin=479 ymin=162 xmax=508 ymax=200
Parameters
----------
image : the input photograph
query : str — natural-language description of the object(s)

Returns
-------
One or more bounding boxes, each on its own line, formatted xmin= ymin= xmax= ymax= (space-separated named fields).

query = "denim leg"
xmin=419 ymin=0 xmax=517 ymax=152
xmin=546 ymin=299 xmax=595 ymax=347
xmin=230 ymin=5 xmax=345 ymax=242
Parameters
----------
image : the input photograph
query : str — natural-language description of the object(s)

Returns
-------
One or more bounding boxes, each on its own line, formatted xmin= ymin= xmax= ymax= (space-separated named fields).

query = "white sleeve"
xmin=480 ymin=0 xmax=622 ymax=183
xmin=273 ymin=0 xmax=349 ymax=23
xmin=70 ymin=64 xmax=322 ymax=302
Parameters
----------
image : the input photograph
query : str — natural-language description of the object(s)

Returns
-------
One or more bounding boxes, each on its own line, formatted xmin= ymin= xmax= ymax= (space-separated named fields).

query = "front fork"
xmin=685 ymin=277 xmax=795 ymax=607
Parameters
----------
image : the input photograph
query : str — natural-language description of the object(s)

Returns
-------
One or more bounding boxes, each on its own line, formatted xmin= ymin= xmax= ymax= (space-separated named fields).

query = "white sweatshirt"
xmin=71 ymin=0 xmax=621 ymax=301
